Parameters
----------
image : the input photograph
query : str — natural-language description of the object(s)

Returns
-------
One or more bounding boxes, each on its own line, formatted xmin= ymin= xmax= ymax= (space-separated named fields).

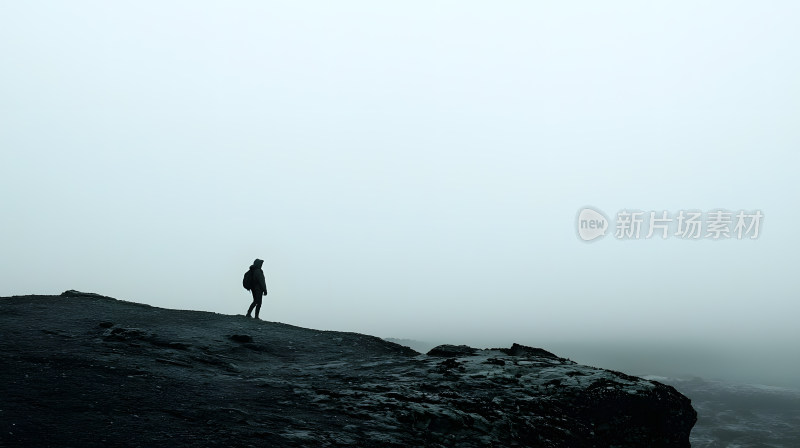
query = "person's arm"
xmin=260 ymin=272 xmax=267 ymax=295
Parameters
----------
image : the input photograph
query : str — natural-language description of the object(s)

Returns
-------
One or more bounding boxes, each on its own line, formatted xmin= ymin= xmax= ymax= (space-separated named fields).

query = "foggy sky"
xmin=2 ymin=2 xmax=798 ymax=386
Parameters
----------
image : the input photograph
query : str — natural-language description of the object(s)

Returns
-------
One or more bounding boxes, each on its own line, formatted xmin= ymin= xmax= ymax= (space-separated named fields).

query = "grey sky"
xmin=2 ymin=2 xmax=798 ymax=385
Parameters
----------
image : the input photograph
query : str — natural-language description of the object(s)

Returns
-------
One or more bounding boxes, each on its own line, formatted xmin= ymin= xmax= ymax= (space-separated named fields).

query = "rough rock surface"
xmin=0 ymin=292 xmax=696 ymax=447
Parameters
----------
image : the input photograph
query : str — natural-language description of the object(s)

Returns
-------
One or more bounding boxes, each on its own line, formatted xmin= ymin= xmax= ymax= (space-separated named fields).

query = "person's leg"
xmin=253 ymin=291 xmax=263 ymax=319
xmin=247 ymin=289 xmax=260 ymax=317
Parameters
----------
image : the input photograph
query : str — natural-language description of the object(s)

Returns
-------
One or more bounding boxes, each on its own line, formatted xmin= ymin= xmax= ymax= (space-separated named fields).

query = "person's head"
xmin=253 ymin=258 xmax=264 ymax=268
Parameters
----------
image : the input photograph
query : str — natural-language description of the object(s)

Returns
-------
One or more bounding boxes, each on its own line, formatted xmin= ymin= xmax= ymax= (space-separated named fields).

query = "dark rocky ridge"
xmin=0 ymin=291 xmax=696 ymax=447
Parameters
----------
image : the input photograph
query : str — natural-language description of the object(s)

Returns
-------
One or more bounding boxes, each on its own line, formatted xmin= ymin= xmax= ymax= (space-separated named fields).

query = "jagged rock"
xmin=0 ymin=293 xmax=697 ymax=447
xmin=61 ymin=290 xmax=112 ymax=299
xmin=427 ymin=344 xmax=478 ymax=357
xmin=496 ymin=342 xmax=562 ymax=360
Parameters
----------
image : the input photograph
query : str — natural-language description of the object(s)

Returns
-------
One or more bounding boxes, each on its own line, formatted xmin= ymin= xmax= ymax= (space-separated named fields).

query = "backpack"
xmin=242 ymin=269 xmax=254 ymax=291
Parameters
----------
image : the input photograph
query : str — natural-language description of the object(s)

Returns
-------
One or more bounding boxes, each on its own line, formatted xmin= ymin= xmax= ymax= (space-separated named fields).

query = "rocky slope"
xmin=0 ymin=292 xmax=696 ymax=447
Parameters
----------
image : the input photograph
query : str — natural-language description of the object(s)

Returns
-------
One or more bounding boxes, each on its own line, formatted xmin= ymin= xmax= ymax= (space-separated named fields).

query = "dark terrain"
xmin=0 ymin=292 xmax=696 ymax=447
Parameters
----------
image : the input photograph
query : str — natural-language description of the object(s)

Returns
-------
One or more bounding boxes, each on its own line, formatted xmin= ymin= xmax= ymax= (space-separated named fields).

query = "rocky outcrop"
xmin=0 ymin=292 xmax=696 ymax=447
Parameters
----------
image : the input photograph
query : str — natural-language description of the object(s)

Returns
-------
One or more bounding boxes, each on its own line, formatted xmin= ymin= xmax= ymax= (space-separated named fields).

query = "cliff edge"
xmin=0 ymin=291 xmax=696 ymax=447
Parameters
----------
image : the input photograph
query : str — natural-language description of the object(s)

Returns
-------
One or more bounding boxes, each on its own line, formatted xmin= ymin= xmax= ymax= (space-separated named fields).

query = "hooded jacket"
xmin=250 ymin=259 xmax=267 ymax=294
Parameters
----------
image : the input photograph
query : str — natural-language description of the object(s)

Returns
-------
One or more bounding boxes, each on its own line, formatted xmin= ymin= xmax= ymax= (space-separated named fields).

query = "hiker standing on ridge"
xmin=244 ymin=258 xmax=267 ymax=319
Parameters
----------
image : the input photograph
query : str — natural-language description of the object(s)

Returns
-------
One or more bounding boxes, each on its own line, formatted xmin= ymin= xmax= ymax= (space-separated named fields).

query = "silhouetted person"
xmin=245 ymin=258 xmax=267 ymax=319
